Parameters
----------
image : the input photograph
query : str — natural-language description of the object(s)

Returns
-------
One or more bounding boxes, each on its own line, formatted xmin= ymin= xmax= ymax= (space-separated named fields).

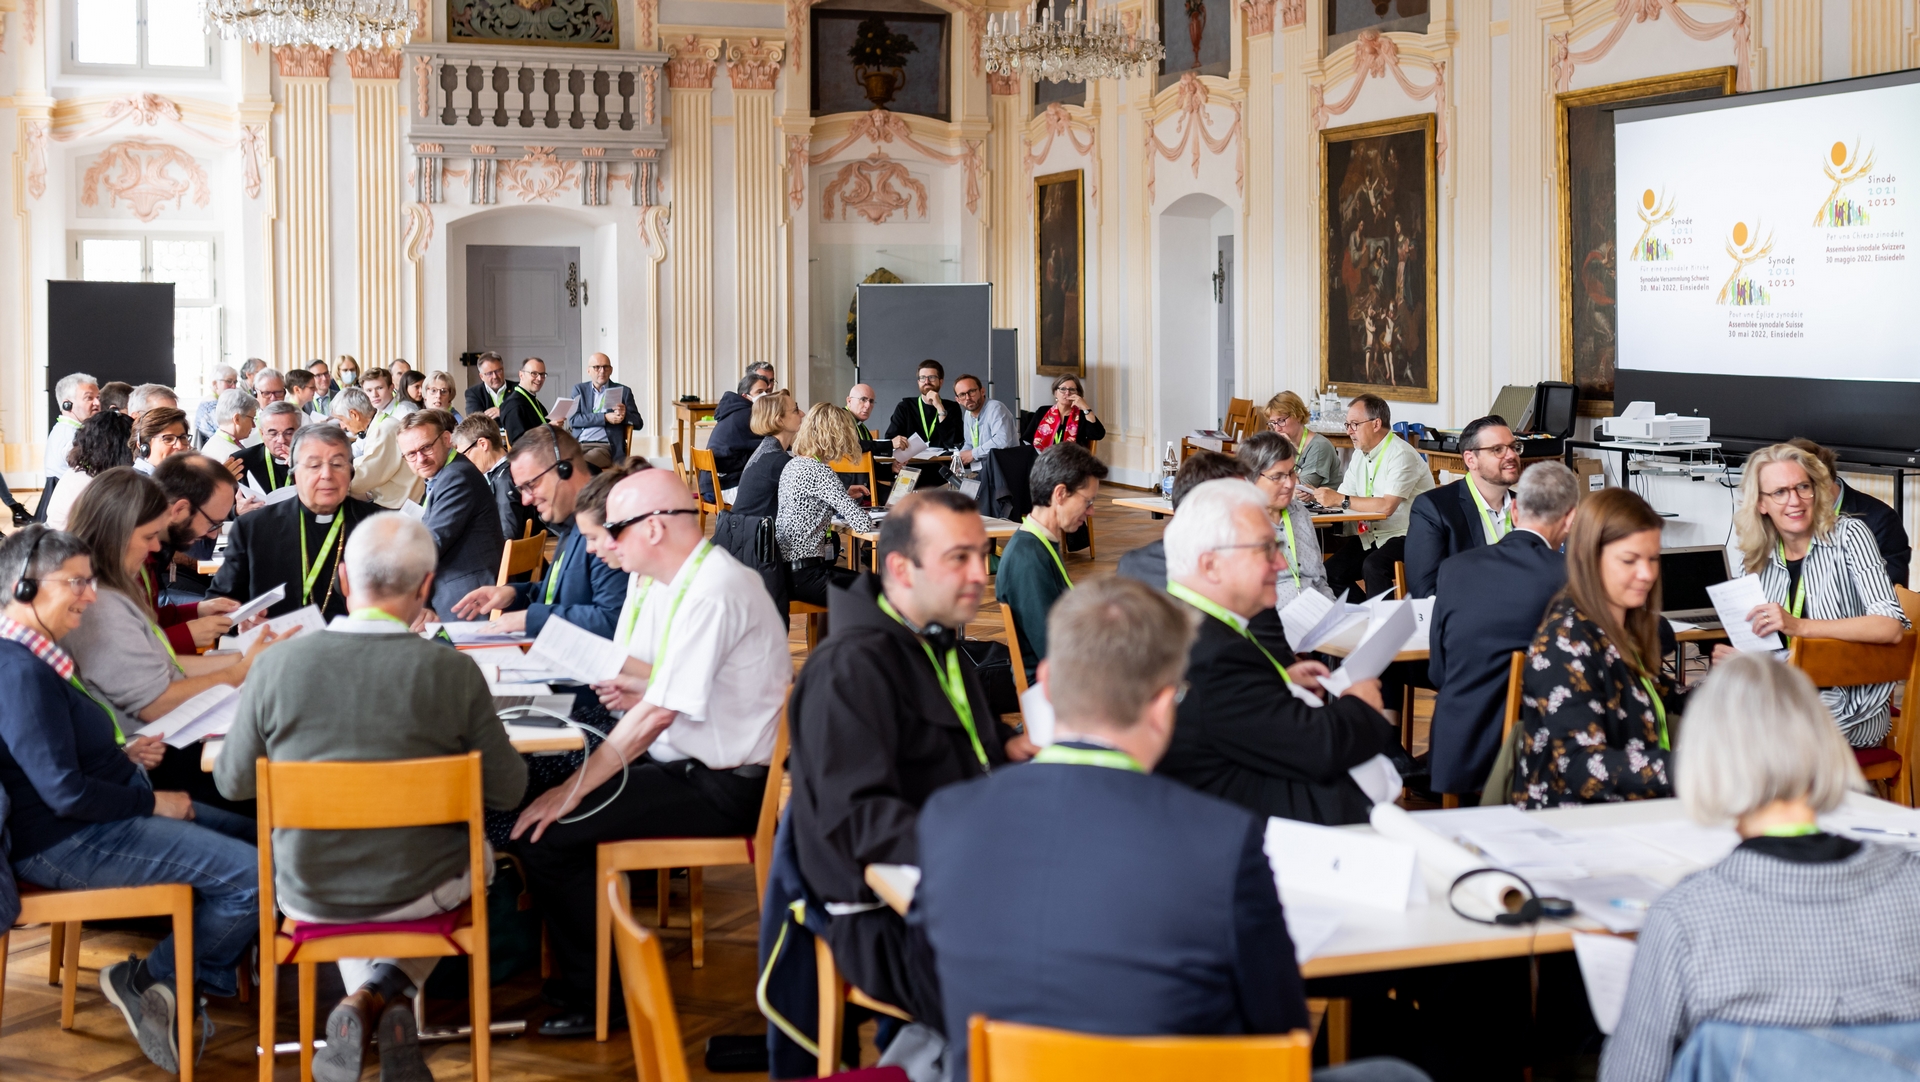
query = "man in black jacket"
xmin=211 ymin=424 xmax=377 ymax=622
xmin=1427 ymin=461 xmax=1578 ymax=797
xmin=232 ymin=401 xmax=301 ymax=494
xmin=497 ymin=357 xmax=551 ymax=446
xmin=787 ymin=489 xmax=1028 ymax=1029
xmin=453 ymin=414 xmax=540 ymax=543
xmin=884 ymin=359 xmax=962 ymax=449
xmin=1791 ymin=438 xmax=1912 ymax=587
xmin=463 ymin=351 xmax=513 ymax=420
xmin=1403 ymin=415 xmax=1521 ymax=599
xmin=1116 ymin=450 xmax=1249 ymax=589
xmin=1157 ymin=479 xmax=1396 ymax=826
xmin=399 ymin=409 xmax=506 ymax=617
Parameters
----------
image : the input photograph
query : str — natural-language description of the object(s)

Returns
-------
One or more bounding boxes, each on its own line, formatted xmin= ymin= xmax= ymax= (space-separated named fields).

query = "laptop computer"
xmin=866 ymin=467 xmax=922 ymax=521
xmin=1661 ymin=545 xmax=1732 ymax=625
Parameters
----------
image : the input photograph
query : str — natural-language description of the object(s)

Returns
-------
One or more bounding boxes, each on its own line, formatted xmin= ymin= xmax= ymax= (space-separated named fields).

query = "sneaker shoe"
xmin=377 ymin=997 xmax=435 ymax=1082
xmin=101 ymin=955 xmax=181 ymax=1073
xmin=315 ymin=989 xmax=381 ymax=1082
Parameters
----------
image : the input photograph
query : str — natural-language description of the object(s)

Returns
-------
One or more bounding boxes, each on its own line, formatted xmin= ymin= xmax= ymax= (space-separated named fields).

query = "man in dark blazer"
xmin=233 ymin=402 xmax=302 ymax=494
xmin=452 ymin=414 xmax=541 ymax=544
xmin=464 ymin=351 xmax=513 ymax=421
xmin=1790 ymin=438 xmax=1912 ymax=587
xmin=450 ymin=427 xmax=622 ymax=637
xmin=917 ymin=579 xmax=1315 ymax=1082
xmin=1116 ymin=451 xmax=1249 ymax=589
xmin=398 ymin=410 xmax=505 ymax=617
xmin=211 ymin=424 xmax=377 ymax=622
xmin=496 ymin=357 xmax=551 ymax=447
xmin=1157 ymin=480 xmax=1397 ymax=826
xmin=567 ymin=353 xmax=636 ymax=468
xmin=1403 ymin=415 xmax=1522 ymax=599
xmin=1426 ymin=461 xmax=1579 ymax=797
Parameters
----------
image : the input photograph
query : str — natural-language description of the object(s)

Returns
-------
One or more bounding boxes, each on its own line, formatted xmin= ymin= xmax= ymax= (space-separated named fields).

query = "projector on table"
xmin=1601 ymin=401 xmax=1712 ymax=443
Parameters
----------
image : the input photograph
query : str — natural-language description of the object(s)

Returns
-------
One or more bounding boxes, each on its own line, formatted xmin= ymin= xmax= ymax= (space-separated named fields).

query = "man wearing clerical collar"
xmin=211 ymin=424 xmax=377 ymax=621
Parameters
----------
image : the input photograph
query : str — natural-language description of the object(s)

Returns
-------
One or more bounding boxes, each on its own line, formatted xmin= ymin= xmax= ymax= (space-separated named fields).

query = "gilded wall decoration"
xmin=1320 ymin=114 xmax=1437 ymax=402
xmin=449 ymin=0 xmax=616 ymax=47
xmin=80 ymin=139 xmax=212 ymax=222
xmin=496 ymin=146 xmax=579 ymax=202
xmin=821 ymin=153 xmax=928 ymax=223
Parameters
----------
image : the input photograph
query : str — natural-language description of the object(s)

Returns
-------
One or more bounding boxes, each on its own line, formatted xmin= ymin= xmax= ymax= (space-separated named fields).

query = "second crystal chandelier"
xmin=200 ymin=0 xmax=417 ymax=51
xmin=982 ymin=0 xmax=1165 ymax=84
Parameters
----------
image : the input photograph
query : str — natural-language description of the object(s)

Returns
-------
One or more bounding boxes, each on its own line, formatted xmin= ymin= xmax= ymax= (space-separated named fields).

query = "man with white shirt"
xmin=952 ymin=373 xmax=1016 ymax=469
xmin=37 ymin=371 xmax=101 ymax=522
xmin=1312 ymin=393 xmax=1436 ymax=600
xmin=199 ymin=389 xmax=259 ymax=465
xmin=331 ymin=387 xmax=420 ymax=510
xmin=509 ymin=467 xmax=790 ymax=1038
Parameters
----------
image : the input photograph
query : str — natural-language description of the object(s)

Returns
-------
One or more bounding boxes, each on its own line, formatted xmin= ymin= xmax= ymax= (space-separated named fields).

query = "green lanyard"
xmin=1278 ymin=512 xmax=1300 ymax=590
xmin=1778 ymin=541 xmax=1808 ymax=626
xmin=594 ymin=387 xmax=608 ymax=413
xmin=348 ymin=608 xmax=411 ymax=629
xmin=917 ymin=398 xmax=938 ymax=442
xmin=1761 ymin=822 xmax=1820 ymax=838
xmin=968 ymin=414 xmax=982 ymax=450
xmin=138 ymin=568 xmax=185 ymax=674
xmin=1639 ymin=673 xmax=1670 ymax=751
xmin=1019 ymin=518 xmax=1072 ymax=588
xmin=299 ymin=510 xmax=348 ymax=605
xmin=263 ymin=452 xmax=281 ymax=491
xmin=616 ymin=574 xmax=651 ymax=647
xmin=515 ymin=385 xmax=549 ymax=424
xmin=68 ymin=674 xmax=127 ymax=746
xmin=1033 ymin=743 xmax=1143 ymax=772
xmin=1467 ymin=479 xmax=1512 ymax=543
xmin=1167 ymin=582 xmax=1292 ymax=685
xmin=59 ymin=415 xmax=82 ymax=431
xmin=648 ymin=541 xmax=714 ymax=686
xmin=1362 ymin=434 xmax=1397 ymax=497
xmin=543 ymin=545 xmax=568 ymax=605
xmin=877 ymin=594 xmax=990 ymax=771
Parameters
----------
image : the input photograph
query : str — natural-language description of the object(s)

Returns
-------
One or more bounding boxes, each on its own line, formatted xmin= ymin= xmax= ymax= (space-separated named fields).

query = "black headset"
xmin=60 ymin=400 xmax=73 ymax=413
xmin=13 ymin=527 xmax=47 ymax=603
xmin=1447 ymin=868 xmax=1573 ymax=927
xmin=555 ymin=458 xmax=574 ymax=481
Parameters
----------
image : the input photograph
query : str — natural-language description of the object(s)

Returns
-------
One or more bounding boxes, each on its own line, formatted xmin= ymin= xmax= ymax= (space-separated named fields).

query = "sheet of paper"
xmin=225 ymin=583 xmax=286 ymax=626
xmin=1616 ymin=819 xmax=1742 ymax=867
xmin=1280 ymin=591 xmax=1334 ymax=651
xmin=399 ymin=499 xmax=427 ymax=521
xmin=1572 ymin=933 xmax=1639 ymax=1035
xmin=1538 ymin=875 xmax=1669 ymax=934
xmin=1018 ymin=683 xmax=1056 ymax=747
xmin=1291 ymin=592 xmax=1371 ymax=653
xmin=549 ymin=397 xmax=577 ymax=422
xmin=227 ymin=603 xmax=325 ymax=651
xmin=1265 ymin=816 xmax=1419 ymax=911
xmin=264 ymin=485 xmax=300 ymax=505
xmin=910 ymin=446 xmax=944 ymax=460
xmin=1346 ymin=754 xmax=1403 ymax=806
xmin=1705 ymin=574 xmax=1783 ymax=652
xmin=1821 ymin=804 xmax=1920 ymax=845
xmin=1455 ymin=820 xmax=1688 ymax=881
xmin=238 ymin=480 xmax=269 ymax=504
xmin=1666 ymin=618 xmax=1700 ymax=632
xmin=167 ymin=693 xmax=242 ymax=748
xmin=135 ymin=685 xmax=241 ymax=748
xmin=867 ymin=863 xmax=921 ymax=914
xmin=462 ymin=644 xmax=541 ymax=668
xmin=527 ymin=616 xmax=628 ymax=684
xmin=1319 ymin=600 xmax=1417 ymax=696
xmin=1280 ymin=896 xmax=1345 ymax=965
xmin=433 ymin=621 xmax=529 ymax=645
xmin=1286 ymin=682 xmax=1326 ymax=708
xmin=893 ymin=434 xmax=928 ymax=467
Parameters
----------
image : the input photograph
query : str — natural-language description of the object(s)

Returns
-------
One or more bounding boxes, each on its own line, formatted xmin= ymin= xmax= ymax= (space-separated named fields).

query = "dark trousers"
xmin=789 ymin=560 xmax=858 ymax=609
xmin=822 ymin=908 xmax=946 ymax=1035
xmin=1324 ymin=534 xmax=1408 ymax=600
xmin=509 ymin=756 xmax=764 ymax=1002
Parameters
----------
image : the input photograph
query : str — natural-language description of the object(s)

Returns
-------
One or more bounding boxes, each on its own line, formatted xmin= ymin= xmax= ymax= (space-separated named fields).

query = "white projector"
xmin=1601 ymin=401 xmax=1712 ymax=443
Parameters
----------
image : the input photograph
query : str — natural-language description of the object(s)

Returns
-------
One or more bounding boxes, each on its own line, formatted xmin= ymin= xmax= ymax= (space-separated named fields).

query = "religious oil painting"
xmin=1557 ymin=68 xmax=1734 ymax=414
xmin=1156 ymin=0 xmax=1229 ymax=92
xmin=449 ymin=0 xmax=617 ymax=46
xmin=812 ymin=7 xmax=952 ymax=121
xmin=1035 ymin=170 xmax=1085 ymax=377
xmin=1320 ymin=114 xmax=1436 ymax=403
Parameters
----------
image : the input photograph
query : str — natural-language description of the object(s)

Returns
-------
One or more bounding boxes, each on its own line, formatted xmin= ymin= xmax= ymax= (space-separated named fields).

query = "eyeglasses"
xmin=1465 ymin=442 xmax=1518 ymax=457
xmin=917 ymin=375 xmax=942 ymax=385
xmin=31 ymin=576 xmax=97 ymax=594
xmin=1762 ymin=481 xmax=1816 ymax=504
xmin=1212 ymin=539 xmax=1284 ymax=561
xmin=513 ymin=460 xmax=564 ymax=497
xmin=850 ymin=395 xmax=876 ymax=404
xmin=603 ymin=507 xmax=699 ymax=538
xmin=1343 ymin=418 xmax=1379 ymax=430
xmin=588 ymin=364 xmax=612 ymax=372
xmin=1259 ymin=466 xmax=1298 ymax=484
xmin=1266 ymin=418 xmax=1286 ymax=431
xmin=401 ymin=442 xmax=447 ymax=463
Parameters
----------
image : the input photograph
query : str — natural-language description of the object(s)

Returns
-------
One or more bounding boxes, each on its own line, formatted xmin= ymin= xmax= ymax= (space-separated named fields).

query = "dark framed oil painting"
xmin=812 ymin=6 xmax=951 ymax=120
xmin=1557 ymin=67 xmax=1734 ymax=414
xmin=1320 ymin=114 xmax=1436 ymax=402
xmin=1156 ymin=0 xmax=1229 ymax=93
xmin=1035 ymin=170 xmax=1085 ymax=377
xmin=450 ymin=0 xmax=616 ymax=47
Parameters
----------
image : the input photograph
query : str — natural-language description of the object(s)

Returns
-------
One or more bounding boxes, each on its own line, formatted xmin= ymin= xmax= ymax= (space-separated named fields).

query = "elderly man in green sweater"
xmin=217 ymin=512 xmax=527 ymax=1082
xmin=996 ymin=442 xmax=1107 ymax=683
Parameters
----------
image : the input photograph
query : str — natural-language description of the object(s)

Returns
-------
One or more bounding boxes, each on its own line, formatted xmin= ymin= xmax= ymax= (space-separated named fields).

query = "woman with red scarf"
xmin=1026 ymin=375 xmax=1106 ymax=451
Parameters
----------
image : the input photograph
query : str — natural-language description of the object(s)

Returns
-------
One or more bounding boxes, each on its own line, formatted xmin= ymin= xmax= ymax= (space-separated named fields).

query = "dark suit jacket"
xmin=233 ymin=443 xmax=293 ymax=493
xmin=916 ymin=750 xmax=1308 ymax=1081
xmin=505 ymin=516 xmax=624 ymax=637
xmin=482 ymin=457 xmax=541 ymax=543
xmin=1840 ymin=480 xmax=1912 ymax=587
xmin=422 ymin=455 xmax=506 ymax=616
xmin=1426 ymin=530 xmax=1567 ymax=795
xmin=464 ymin=380 xmax=516 ymax=421
xmin=884 ymin=396 xmax=962 ymax=447
xmin=497 ymin=385 xmax=549 ymax=446
xmin=1405 ymin=478 xmax=1502 ymax=599
xmin=1160 ymin=610 xmax=1397 ymax=825
xmin=210 ymin=496 xmax=379 ymax=621
xmin=566 ymin=379 xmax=637 ymax=455
xmin=1117 ymin=540 xmax=1166 ymax=588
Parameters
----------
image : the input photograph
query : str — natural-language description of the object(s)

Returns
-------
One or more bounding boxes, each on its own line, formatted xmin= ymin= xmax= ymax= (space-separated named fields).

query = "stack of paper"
xmin=224 ymin=583 xmax=287 ymax=626
xmin=136 ymin=685 xmax=241 ymax=748
xmin=1280 ymin=590 xmax=1368 ymax=652
xmin=239 ymin=482 xmax=300 ymax=507
xmin=550 ymin=397 xmax=578 ymax=423
xmin=432 ymin=622 xmax=529 ymax=645
xmin=222 ymin=603 xmax=325 ymax=651
xmin=526 ymin=617 xmax=630 ymax=685
xmin=1318 ymin=600 xmax=1418 ymax=697
xmin=1536 ymin=875 xmax=1669 ymax=933
xmin=893 ymin=434 xmax=929 ymax=466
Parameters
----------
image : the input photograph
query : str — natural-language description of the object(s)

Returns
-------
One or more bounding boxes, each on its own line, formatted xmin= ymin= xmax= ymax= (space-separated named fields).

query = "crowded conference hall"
xmin=3 ymin=9 xmax=1920 ymax=1082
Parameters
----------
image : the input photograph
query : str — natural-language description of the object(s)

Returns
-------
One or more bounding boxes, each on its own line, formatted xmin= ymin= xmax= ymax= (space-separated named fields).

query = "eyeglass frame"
xmin=603 ymin=507 xmax=701 ymax=539
xmin=1761 ymin=480 xmax=1817 ymax=504
xmin=1212 ymin=538 xmax=1284 ymax=560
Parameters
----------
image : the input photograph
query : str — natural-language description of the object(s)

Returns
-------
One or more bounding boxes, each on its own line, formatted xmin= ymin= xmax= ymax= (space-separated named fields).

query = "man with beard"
xmin=212 ymin=425 xmax=378 ymax=621
xmin=146 ymin=455 xmax=245 ymax=654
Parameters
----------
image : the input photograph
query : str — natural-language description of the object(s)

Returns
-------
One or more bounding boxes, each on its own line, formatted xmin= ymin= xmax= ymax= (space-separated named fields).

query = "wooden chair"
xmin=827 ymin=451 xmax=879 ymax=498
xmin=255 ymin=752 xmax=494 ymax=1082
xmin=815 ymin=935 xmax=911 ymax=1077
xmin=999 ymin=602 xmax=1030 ymax=697
xmin=671 ymin=440 xmax=687 ymax=481
xmin=493 ymin=529 xmax=549 ymax=619
xmin=1789 ymin=586 xmax=1920 ymax=806
xmin=1393 ymin=560 xmax=1407 ymax=600
xmin=608 ymin=877 xmax=690 ymax=1082
xmin=689 ymin=447 xmax=726 ymax=531
xmin=0 ymin=885 xmax=199 ymax=1082
xmin=1443 ymin=650 xmax=1527 ymax=810
xmin=593 ymin=704 xmax=791 ymax=1040
xmin=1222 ymin=397 xmax=1257 ymax=442
xmin=791 ymin=601 xmax=829 ymax=650
xmin=967 ymin=1015 xmax=1311 ymax=1082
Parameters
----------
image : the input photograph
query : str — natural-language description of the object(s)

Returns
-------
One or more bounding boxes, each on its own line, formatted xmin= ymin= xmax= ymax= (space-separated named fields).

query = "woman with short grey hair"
xmin=1237 ymin=431 xmax=1327 ymax=611
xmin=1601 ymin=653 xmax=1920 ymax=1082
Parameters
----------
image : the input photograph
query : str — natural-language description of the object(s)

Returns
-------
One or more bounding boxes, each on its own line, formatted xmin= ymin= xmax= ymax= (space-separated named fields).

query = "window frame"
xmin=63 ymin=0 xmax=220 ymax=78
xmin=68 ymin=230 xmax=227 ymax=388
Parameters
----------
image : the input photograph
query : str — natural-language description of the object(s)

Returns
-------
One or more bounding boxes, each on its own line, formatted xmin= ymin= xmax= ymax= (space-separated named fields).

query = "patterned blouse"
xmin=1511 ymin=596 xmax=1679 ymax=808
xmin=775 ymin=456 xmax=874 ymax=563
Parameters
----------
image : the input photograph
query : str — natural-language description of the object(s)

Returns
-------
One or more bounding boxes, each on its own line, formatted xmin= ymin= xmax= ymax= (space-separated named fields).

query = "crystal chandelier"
xmin=982 ymin=0 xmax=1163 ymax=84
xmin=201 ymin=0 xmax=417 ymax=51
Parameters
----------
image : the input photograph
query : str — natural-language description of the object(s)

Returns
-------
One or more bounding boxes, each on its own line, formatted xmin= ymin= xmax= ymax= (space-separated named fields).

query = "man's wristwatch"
xmin=1341 ymin=495 xmax=1351 ymax=511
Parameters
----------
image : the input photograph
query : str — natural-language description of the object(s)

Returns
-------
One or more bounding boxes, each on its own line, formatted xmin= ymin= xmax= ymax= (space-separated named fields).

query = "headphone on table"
xmin=13 ymin=527 xmax=47 ymax=603
xmin=1447 ymin=868 xmax=1574 ymax=927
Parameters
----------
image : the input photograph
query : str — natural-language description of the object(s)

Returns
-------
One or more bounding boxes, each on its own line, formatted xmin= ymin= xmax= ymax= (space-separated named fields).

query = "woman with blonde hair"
xmin=1512 ymin=487 xmax=1680 ymax=807
xmin=776 ymin=403 xmax=873 ymax=607
xmin=1717 ymin=442 xmax=1906 ymax=747
xmin=421 ymin=369 xmax=463 ymax=422
xmin=1265 ymin=391 xmax=1343 ymax=490
xmin=1601 ymin=653 xmax=1920 ymax=1082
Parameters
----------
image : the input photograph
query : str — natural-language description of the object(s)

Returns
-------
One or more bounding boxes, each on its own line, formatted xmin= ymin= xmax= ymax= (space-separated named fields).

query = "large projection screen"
xmin=1613 ymin=69 xmax=1920 ymax=457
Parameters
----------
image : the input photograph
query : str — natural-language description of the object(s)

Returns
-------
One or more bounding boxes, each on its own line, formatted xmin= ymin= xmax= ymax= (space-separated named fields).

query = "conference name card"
xmin=1264 ymin=816 xmax=1421 ymax=911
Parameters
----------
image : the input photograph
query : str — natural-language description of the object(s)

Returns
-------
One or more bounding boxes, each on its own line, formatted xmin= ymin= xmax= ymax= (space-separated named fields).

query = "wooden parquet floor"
xmin=0 ymin=485 xmax=1431 ymax=1081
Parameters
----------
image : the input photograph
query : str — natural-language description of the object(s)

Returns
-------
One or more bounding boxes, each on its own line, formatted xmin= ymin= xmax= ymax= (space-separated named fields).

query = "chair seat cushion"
xmin=1855 ymin=747 xmax=1902 ymax=769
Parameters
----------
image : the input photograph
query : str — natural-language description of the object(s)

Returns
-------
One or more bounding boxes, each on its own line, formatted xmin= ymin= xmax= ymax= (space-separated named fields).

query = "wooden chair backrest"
xmin=750 ymin=701 xmax=791 ymax=902
xmin=497 ymin=530 xmax=549 ymax=587
xmin=610 ymin=878 xmax=690 ymax=1082
xmin=1787 ymin=628 xmax=1917 ymax=689
xmin=968 ymin=1016 xmax=1311 ymax=1082
xmin=998 ymin=602 xmax=1030 ymax=697
xmin=1223 ymin=398 xmax=1256 ymax=441
xmin=1500 ymin=650 xmax=1526 ymax=745
xmin=1393 ymin=560 xmax=1408 ymax=601
xmin=671 ymin=440 xmax=687 ymax=479
xmin=690 ymin=447 xmax=726 ymax=511
xmin=1890 ymin=586 xmax=1920 ymax=803
xmin=827 ymin=452 xmax=878 ymax=496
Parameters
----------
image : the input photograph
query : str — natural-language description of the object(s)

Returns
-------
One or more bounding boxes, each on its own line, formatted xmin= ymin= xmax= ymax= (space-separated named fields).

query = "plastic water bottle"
xmin=1159 ymin=442 xmax=1178 ymax=499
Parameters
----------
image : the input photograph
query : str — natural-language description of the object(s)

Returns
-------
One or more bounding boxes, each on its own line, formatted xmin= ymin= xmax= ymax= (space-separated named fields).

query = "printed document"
xmin=1706 ymin=574 xmax=1783 ymax=652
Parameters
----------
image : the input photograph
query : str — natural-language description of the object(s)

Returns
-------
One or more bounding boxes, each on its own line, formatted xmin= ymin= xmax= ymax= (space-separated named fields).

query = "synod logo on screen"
xmin=1716 ymin=219 xmax=1776 ymax=306
xmin=1630 ymin=188 xmax=1680 ymax=262
xmin=1814 ymin=139 xmax=1875 ymax=228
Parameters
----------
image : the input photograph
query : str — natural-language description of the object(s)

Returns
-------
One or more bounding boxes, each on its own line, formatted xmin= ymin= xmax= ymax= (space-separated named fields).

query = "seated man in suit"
xmin=917 ymin=577 xmax=1429 ymax=1082
xmin=1403 ymin=415 xmax=1521 ymax=599
xmin=997 ymin=442 xmax=1107 ymax=683
xmin=1117 ymin=451 xmax=1250 ymax=589
xmin=1157 ymin=479 xmax=1398 ymax=826
xmin=233 ymin=402 xmax=302 ymax=495
xmin=567 ymin=352 xmax=635 ymax=468
xmin=1790 ymin=437 xmax=1912 ymax=587
xmin=885 ymin=359 xmax=963 ymax=450
xmin=451 ymin=425 xmax=625 ymax=638
xmin=463 ymin=351 xmax=513 ymax=421
xmin=398 ymin=409 xmax=505 ymax=618
xmin=217 ymin=512 xmax=527 ymax=1082
xmin=497 ymin=357 xmax=551 ymax=446
xmin=453 ymin=414 xmax=541 ymax=543
xmin=1427 ymin=461 xmax=1579 ymax=799
xmin=212 ymin=424 xmax=378 ymax=621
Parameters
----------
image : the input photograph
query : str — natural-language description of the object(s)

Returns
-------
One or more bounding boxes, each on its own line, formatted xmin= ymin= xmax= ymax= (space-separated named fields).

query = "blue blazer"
xmin=1426 ymin=529 xmax=1567 ymax=794
xmin=423 ymin=454 xmax=506 ymax=617
xmin=567 ymin=380 xmax=637 ymax=452
xmin=1404 ymin=478 xmax=1495 ymax=599
xmin=914 ymin=750 xmax=1309 ymax=1080
xmin=507 ymin=517 xmax=624 ymax=637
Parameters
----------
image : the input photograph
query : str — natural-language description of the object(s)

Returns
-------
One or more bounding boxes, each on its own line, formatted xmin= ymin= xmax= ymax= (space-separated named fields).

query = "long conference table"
xmin=1110 ymin=494 xmax=1389 ymax=527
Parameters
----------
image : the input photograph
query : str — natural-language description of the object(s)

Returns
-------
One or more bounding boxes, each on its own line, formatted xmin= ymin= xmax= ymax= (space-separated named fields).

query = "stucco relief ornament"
xmin=822 ymin=153 xmax=928 ymax=224
xmin=81 ymin=139 xmax=212 ymax=222
xmin=497 ymin=146 xmax=580 ymax=202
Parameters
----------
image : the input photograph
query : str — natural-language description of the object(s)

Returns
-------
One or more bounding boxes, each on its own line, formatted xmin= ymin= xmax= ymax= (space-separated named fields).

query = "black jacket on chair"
xmin=977 ymin=445 xmax=1038 ymax=522
xmin=1404 ymin=478 xmax=1498 ymax=599
xmin=1159 ymin=609 xmax=1398 ymax=826
xmin=1425 ymin=529 xmax=1566 ymax=795
xmin=1839 ymin=480 xmax=1912 ymax=587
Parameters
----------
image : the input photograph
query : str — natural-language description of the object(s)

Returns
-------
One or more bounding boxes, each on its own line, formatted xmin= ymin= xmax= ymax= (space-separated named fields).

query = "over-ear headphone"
xmin=555 ymin=459 xmax=574 ymax=481
xmin=1447 ymin=868 xmax=1574 ymax=927
xmin=60 ymin=401 xmax=73 ymax=413
xmin=13 ymin=527 xmax=47 ymax=603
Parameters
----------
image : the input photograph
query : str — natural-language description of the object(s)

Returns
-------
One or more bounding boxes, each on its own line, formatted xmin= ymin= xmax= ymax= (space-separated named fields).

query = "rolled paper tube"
xmin=1369 ymin=803 xmax=1531 ymax=919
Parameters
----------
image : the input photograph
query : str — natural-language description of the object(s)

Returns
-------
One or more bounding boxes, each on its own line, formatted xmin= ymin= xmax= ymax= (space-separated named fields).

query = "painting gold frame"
xmin=1034 ymin=169 xmax=1086 ymax=378
xmin=1319 ymin=113 xmax=1438 ymax=403
xmin=1556 ymin=67 xmax=1736 ymax=415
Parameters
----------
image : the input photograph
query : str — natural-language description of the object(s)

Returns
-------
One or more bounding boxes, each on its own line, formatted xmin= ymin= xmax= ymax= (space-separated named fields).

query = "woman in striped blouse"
xmin=775 ymin=403 xmax=873 ymax=608
xmin=1717 ymin=443 xmax=1907 ymax=747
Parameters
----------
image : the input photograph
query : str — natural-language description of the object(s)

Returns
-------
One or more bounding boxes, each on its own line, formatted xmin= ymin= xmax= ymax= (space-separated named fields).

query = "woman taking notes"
xmin=1718 ymin=442 xmax=1906 ymax=747
xmin=1512 ymin=488 xmax=1680 ymax=807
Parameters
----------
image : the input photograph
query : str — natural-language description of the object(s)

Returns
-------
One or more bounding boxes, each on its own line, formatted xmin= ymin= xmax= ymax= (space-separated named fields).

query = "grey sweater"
xmin=215 ymin=619 xmax=527 ymax=920
xmin=1601 ymin=840 xmax=1920 ymax=1082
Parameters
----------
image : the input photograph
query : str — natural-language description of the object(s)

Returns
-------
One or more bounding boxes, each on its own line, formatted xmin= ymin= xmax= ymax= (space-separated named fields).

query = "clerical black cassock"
xmin=210 ymin=496 xmax=379 ymax=621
